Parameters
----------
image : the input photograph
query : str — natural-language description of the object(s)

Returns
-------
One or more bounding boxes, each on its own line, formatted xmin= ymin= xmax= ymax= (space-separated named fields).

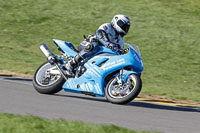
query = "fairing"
xmin=53 ymin=39 xmax=143 ymax=97
xmin=53 ymin=39 xmax=77 ymax=57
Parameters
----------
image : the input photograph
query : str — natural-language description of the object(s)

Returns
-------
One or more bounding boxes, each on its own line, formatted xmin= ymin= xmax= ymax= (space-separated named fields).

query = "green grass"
xmin=0 ymin=113 xmax=158 ymax=133
xmin=0 ymin=0 xmax=199 ymax=102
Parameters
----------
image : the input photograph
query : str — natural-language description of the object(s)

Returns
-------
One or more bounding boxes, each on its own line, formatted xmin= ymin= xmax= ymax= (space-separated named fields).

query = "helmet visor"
xmin=117 ymin=20 xmax=130 ymax=34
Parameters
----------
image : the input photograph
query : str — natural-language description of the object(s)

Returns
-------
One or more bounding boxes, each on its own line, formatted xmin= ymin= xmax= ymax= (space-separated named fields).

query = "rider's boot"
xmin=65 ymin=58 xmax=76 ymax=75
xmin=65 ymin=54 xmax=83 ymax=75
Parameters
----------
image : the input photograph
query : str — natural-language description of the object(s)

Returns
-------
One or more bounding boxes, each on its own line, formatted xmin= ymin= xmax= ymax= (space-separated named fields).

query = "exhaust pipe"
xmin=39 ymin=43 xmax=68 ymax=80
xmin=40 ymin=43 xmax=55 ymax=59
xmin=40 ymin=43 xmax=55 ymax=64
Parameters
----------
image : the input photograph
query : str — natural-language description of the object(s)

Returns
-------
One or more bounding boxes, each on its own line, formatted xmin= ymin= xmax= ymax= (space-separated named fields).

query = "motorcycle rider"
xmin=65 ymin=14 xmax=130 ymax=75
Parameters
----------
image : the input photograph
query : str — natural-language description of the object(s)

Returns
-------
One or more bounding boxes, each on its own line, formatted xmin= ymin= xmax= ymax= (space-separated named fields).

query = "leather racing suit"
xmin=74 ymin=23 xmax=124 ymax=63
xmin=65 ymin=23 xmax=124 ymax=74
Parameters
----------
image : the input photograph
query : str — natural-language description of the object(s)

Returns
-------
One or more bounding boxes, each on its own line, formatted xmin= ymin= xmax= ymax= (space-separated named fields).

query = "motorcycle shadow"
xmin=54 ymin=93 xmax=200 ymax=113
xmin=54 ymin=93 xmax=108 ymax=103
xmin=127 ymin=101 xmax=200 ymax=113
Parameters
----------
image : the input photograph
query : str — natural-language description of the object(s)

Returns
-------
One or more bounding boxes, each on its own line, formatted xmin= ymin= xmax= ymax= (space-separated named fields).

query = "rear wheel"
xmin=33 ymin=62 xmax=65 ymax=94
xmin=105 ymin=74 xmax=142 ymax=104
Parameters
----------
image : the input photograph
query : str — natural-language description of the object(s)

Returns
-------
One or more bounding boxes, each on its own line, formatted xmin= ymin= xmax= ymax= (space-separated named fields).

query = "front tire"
xmin=33 ymin=62 xmax=65 ymax=94
xmin=105 ymin=74 xmax=142 ymax=104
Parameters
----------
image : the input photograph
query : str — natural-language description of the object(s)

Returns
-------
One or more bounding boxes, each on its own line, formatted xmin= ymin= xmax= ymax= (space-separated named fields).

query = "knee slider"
xmin=84 ymin=43 xmax=93 ymax=52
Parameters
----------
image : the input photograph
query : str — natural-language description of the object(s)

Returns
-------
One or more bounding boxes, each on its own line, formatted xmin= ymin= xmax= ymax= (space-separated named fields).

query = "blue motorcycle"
xmin=33 ymin=39 xmax=143 ymax=104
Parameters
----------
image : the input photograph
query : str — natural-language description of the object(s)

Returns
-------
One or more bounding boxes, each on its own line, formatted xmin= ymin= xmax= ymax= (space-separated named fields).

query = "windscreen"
xmin=124 ymin=43 xmax=142 ymax=58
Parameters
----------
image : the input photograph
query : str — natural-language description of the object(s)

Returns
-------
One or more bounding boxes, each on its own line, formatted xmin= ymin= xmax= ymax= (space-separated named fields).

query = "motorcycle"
xmin=33 ymin=39 xmax=143 ymax=104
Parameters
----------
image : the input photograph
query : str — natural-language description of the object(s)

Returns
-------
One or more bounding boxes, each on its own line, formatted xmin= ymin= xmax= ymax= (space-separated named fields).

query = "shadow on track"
xmin=54 ymin=94 xmax=200 ymax=113
xmin=54 ymin=94 xmax=108 ymax=103
xmin=127 ymin=101 xmax=200 ymax=113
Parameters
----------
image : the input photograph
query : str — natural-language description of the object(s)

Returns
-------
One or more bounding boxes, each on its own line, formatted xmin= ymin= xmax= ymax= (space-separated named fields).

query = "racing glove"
xmin=107 ymin=43 xmax=120 ymax=52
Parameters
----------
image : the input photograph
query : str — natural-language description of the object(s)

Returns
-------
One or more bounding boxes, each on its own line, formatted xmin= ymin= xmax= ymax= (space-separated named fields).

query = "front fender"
xmin=121 ymin=70 xmax=141 ymax=83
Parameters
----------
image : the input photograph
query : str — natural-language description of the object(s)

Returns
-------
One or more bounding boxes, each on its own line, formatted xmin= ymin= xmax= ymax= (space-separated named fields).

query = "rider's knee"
xmin=84 ymin=43 xmax=94 ymax=52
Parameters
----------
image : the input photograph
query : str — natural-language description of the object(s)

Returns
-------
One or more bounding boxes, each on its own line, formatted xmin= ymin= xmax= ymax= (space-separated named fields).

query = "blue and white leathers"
xmin=53 ymin=39 xmax=143 ymax=97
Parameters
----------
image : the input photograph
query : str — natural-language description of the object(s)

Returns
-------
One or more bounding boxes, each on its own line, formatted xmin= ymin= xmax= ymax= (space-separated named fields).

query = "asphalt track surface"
xmin=0 ymin=77 xmax=199 ymax=133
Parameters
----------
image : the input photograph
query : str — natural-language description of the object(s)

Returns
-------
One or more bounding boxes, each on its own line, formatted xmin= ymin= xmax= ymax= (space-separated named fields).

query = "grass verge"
xmin=0 ymin=113 xmax=159 ymax=133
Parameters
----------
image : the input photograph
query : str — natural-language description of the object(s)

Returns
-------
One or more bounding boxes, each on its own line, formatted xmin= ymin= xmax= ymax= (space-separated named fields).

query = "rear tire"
xmin=33 ymin=62 xmax=65 ymax=94
xmin=105 ymin=74 xmax=142 ymax=104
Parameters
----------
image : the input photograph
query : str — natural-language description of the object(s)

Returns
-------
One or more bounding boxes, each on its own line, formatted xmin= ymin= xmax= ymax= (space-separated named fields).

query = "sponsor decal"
xmin=95 ymin=83 xmax=101 ymax=94
xmin=102 ymin=58 xmax=125 ymax=70
xmin=85 ymin=64 xmax=101 ymax=77
xmin=88 ymin=82 xmax=94 ymax=91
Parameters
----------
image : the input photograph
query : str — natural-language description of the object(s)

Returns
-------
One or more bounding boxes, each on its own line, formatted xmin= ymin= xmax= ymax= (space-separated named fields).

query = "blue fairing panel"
xmin=53 ymin=39 xmax=77 ymax=57
xmin=56 ymin=40 xmax=143 ymax=97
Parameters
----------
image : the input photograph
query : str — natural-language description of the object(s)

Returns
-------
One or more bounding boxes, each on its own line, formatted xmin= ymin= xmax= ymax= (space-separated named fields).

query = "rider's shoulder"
xmin=98 ymin=23 xmax=111 ymax=31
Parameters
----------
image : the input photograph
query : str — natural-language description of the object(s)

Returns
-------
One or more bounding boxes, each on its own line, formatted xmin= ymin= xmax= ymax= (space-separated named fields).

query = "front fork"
xmin=116 ymin=69 xmax=136 ymax=88
xmin=116 ymin=69 xmax=123 ymax=89
xmin=114 ymin=69 xmax=135 ymax=95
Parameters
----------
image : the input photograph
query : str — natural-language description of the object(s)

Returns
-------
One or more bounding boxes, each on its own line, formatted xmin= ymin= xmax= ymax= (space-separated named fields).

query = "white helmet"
xmin=111 ymin=14 xmax=130 ymax=36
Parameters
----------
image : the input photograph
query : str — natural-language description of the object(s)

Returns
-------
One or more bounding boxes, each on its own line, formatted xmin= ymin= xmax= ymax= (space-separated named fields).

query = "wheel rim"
xmin=108 ymin=75 xmax=137 ymax=99
xmin=36 ymin=63 xmax=61 ymax=87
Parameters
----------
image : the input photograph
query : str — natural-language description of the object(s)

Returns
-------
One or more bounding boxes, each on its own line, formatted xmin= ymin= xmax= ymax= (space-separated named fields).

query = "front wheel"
xmin=105 ymin=74 xmax=142 ymax=104
xmin=33 ymin=62 xmax=65 ymax=94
